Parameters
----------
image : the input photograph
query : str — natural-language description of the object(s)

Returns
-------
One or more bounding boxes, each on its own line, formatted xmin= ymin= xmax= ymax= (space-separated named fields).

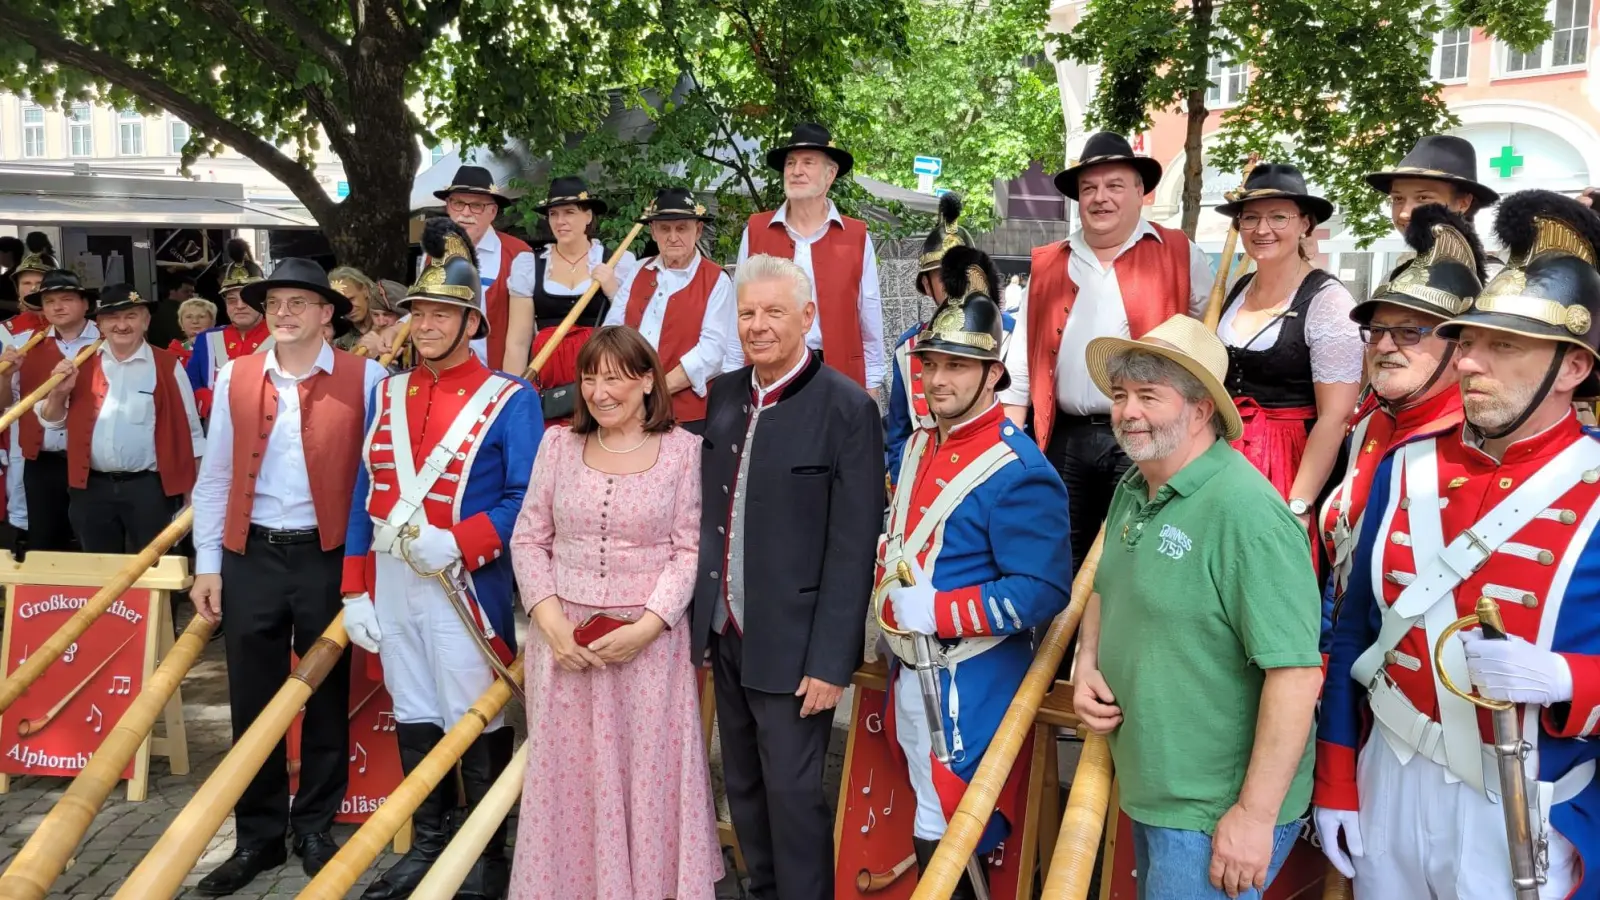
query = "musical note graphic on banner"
xmin=987 ymin=841 xmax=1006 ymax=868
xmin=15 ymin=645 xmax=26 ymax=666
xmin=374 ymin=711 xmax=396 ymax=732
xmin=350 ymin=743 xmax=368 ymax=775
xmin=108 ymin=676 xmax=132 ymax=695
xmin=62 ymin=642 xmax=77 ymax=664
xmin=86 ymin=704 xmax=103 ymax=733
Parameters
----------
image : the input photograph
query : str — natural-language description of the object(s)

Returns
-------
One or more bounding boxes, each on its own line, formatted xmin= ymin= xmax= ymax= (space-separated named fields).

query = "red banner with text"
xmin=287 ymin=646 xmax=402 ymax=822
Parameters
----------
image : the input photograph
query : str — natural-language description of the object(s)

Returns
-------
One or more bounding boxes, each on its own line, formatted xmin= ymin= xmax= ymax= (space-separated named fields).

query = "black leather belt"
xmin=90 ymin=470 xmax=158 ymax=482
xmin=1057 ymin=413 xmax=1113 ymax=427
xmin=248 ymin=524 xmax=321 ymax=545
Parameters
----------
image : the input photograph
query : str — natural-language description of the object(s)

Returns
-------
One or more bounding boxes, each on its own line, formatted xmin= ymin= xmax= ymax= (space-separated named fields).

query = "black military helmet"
xmin=918 ymin=192 xmax=976 ymax=282
xmin=912 ymin=246 xmax=1009 ymax=390
xmin=401 ymin=216 xmax=487 ymax=339
xmin=1353 ymin=204 xmax=1486 ymax=325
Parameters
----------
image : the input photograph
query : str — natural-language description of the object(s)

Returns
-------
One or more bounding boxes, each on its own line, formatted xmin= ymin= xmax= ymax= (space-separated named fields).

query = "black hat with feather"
xmin=402 ymin=216 xmax=486 ymax=339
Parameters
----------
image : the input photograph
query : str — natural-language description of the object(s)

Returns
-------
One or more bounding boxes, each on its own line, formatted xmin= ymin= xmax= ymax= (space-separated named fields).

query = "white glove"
xmin=1460 ymin=630 xmax=1573 ymax=705
xmin=404 ymin=523 xmax=462 ymax=572
xmin=343 ymin=594 xmax=383 ymax=654
xmin=1313 ymin=806 xmax=1363 ymax=879
xmin=887 ymin=557 xmax=938 ymax=635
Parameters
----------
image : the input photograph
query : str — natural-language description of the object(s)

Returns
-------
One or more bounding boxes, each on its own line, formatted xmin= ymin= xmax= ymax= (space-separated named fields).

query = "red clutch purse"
xmin=573 ymin=613 xmax=633 ymax=646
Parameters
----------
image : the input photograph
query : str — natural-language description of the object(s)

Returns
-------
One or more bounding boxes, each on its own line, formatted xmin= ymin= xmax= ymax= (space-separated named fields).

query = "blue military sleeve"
xmin=885 ymin=324 xmax=920 ymax=485
xmin=339 ymin=378 xmax=384 ymax=593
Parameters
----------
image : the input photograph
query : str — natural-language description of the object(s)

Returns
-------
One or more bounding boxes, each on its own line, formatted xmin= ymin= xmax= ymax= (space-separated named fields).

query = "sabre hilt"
xmin=873 ymin=560 xmax=914 ymax=638
xmin=1436 ymin=595 xmax=1515 ymax=711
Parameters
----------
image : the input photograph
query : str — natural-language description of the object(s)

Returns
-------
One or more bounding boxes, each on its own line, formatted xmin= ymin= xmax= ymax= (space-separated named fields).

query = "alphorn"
xmin=298 ymin=651 xmax=527 ymax=899
xmin=0 ymin=616 xmax=214 ymax=900
xmin=0 ymin=339 xmax=102 ymax=432
xmin=1035 ymin=733 xmax=1112 ymax=900
xmin=911 ymin=527 xmax=1104 ymax=899
xmin=0 ymin=509 xmax=193 ymax=715
xmin=858 ymin=853 xmax=917 ymax=893
xmin=1323 ymin=872 xmax=1354 ymax=899
xmin=409 ymin=740 xmax=529 ymax=899
xmin=377 ymin=320 xmax=412 ymax=367
xmin=15 ymin=631 xmax=141 ymax=736
xmin=112 ymin=616 xmax=351 ymax=899
xmin=1202 ymin=154 xmax=1261 ymax=332
xmin=0 ymin=330 xmax=48 ymax=376
xmin=522 ymin=222 xmax=645 ymax=381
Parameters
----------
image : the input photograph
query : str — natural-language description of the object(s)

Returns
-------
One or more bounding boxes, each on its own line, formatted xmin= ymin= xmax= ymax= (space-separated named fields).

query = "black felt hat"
xmin=240 ymin=258 xmax=354 ymax=338
xmin=1366 ymin=135 xmax=1499 ymax=208
xmin=637 ymin=186 xmax=713 ymax=223
xmin=89 ymin=283 xmax=158 ymax=317
xmin=765 ymin=123 xmax=854 ymax=178
xmin=24 ymin=268 xmax=96 ymax=308
xmin=1213 ymin=163 xmax=1335 ymax=225
xmin=433 ymin=165 xmax=514 ymax=208
xmin=535 ymin=175 xmax=609 ymax=216
xmin=1053 ymin=132 xmax=1163 ymax=201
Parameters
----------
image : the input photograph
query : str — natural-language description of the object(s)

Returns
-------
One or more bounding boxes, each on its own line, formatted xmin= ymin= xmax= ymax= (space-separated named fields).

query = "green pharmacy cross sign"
xmin=1489 ymin=145 xmax=1524 ymax=179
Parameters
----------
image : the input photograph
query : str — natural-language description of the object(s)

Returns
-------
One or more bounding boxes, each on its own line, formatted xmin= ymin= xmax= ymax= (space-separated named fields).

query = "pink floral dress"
xmin=509 ymin=426 xmax=722 ymax=900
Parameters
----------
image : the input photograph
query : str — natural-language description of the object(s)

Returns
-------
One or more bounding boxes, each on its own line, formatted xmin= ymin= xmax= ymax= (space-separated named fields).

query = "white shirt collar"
xmin=751 ymin=350 xmax=810 ymax=404
xmin=771 ymin=199 xmax=843 ymax=229
xmin=263 ymin=339 xmax=336 ymax=379
xmin=49 ymin=320 xmax=100 ymax=342
xmin=99 ymin=340 xmax=153 ymax=364
xmin=1068 ymin=218 xmax=1160 ymax=262
xmin=646 ymin=251 xmax=702 ymax=278
xmin=476 ymin=227 xmax=502 ymax=256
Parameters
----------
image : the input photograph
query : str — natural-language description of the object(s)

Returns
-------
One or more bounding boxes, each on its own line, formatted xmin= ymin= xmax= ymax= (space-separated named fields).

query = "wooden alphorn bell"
xmin=297 ymin=652 xmax=527 ymax=899
xmin=409 ymin=740 xmax=530 ymax=899
xmin=1202 ymin=153 xmax=1262 ymax=333
xmin=0 ymin=338 xmax=102 ymax=432
xmin=0 ymin=616 xmax=214 ymax=900
xmin=0 ymin=510 xmax=192 ymax=715
xmin=522 ymin=222 xmax=645 ymax=382
xmin=112 ymin=616 xmax=351 ymax=899
xmin=911 ymin=527 xmax=1104 ymax=899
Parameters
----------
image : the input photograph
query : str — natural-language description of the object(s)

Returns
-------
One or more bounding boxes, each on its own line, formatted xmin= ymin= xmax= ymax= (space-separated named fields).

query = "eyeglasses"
xmin=1237 ymin=213 xmax=1300 ymax=232
xmin=447 ymin=198 xmax=496 ymax=215
xmin=1359 ymin=323 xmax=1437 ymax=346
xmin=264 ymin=296 xmax=327 ymax=315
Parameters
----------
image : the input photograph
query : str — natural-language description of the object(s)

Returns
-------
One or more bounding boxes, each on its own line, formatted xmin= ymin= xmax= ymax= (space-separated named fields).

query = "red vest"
xmin=3 ymin=310 xmax=43 ymax=340
xmin=18 ymin=335 xmax=69 ymax=460
xmin=484 ymin=229 xmax=533 ymax=371
xmin=222 ymin=349 xmax=367 ymax=553
xmin=746 ymin=210 xmax=868 ymax=386
xmin=623 ymin=256 xmax=724 ymax=422
xmin=1026 ymin=226 xmax=1193 ymax=447
xmin=66 ymin=346 xmax=196 ymax=496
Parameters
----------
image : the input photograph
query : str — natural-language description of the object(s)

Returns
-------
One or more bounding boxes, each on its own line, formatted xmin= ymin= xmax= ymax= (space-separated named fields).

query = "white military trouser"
xmin=894 ymin=664 xmax=951 ymax=841
xmin=1353 ymin=733 xmax=1578 ymax=899
xmin=372 ymin=553 xmax=503 ymax=732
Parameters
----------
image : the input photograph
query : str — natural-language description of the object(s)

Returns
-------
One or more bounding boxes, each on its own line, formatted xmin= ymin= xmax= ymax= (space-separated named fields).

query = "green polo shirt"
xmin=1093 ymin=439 xmax=1321 ymax=833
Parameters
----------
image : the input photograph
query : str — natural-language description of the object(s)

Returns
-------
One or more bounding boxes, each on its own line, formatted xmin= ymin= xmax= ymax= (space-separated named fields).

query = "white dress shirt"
xmin=4 ymin=320 xmax=100 ymax=529
xmin=605 ymin=252 xmax=742 ymax=393
xmin=10 ymin=321 xmax=103 ymax=453
xmin=191 ymin=341 xmax=386 ymax=574
xmin=466 ymin=228 xmax=538 ymax=366
xmin=737 ymin=200 xmax=886 ymax=389
xmin=1000 ymin=221 xmax=1213 ymax=415
xmin=35 ymin=341 xmax=204 ymax=472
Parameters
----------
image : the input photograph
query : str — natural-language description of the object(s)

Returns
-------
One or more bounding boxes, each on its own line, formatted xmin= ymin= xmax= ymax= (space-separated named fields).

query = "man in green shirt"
xmin=1073 ymin=315 xmax=1324 ymax=900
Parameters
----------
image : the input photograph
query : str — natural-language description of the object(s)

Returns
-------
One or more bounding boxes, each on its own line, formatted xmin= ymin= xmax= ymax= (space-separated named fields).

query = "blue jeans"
xmin=1129 ymin=817 xmax=1303 ymax=900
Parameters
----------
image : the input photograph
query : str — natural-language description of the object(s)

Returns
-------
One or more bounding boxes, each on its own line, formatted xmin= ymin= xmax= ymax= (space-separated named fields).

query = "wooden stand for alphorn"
xmin=0 ymin=552 xmax=190 ymax=802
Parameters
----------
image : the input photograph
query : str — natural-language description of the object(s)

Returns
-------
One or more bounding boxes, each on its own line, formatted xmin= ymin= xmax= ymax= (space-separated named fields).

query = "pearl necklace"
xmin=597 ymin=431 xmax=650 ymax=454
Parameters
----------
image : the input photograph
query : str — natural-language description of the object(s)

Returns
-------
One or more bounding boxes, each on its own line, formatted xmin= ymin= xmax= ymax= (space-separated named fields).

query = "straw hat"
xmin=1085 ymin=315 xmax=1243 ymax=442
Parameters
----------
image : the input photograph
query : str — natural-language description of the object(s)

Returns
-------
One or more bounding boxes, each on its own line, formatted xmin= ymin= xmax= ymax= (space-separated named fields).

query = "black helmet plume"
xmin=422 ymin=215 xmax=479 ymax=270
xmin=1405 ymin=204 xmax=1486 ymax=282
xmin=940 ymin=245 xmax=1000 ymax=304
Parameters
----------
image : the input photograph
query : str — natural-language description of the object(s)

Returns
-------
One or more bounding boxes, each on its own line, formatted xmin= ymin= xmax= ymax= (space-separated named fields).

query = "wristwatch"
xmin=1288 ymin=498 xmax=1311 ymax=517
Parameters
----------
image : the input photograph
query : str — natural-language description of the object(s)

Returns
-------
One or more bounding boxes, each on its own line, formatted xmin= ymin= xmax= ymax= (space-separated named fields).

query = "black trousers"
xmin=1045 ymin=416 xmax=1132 ymax=574
xmin=23 ymin=451 xmax=76 ymax=553
xmin=712 ymin=629 xmax=834 ymax=900
xmin=68 ymin=471 xmax=178 ymax=553
xmin=221 ymin=529 xmax=350 ymax=849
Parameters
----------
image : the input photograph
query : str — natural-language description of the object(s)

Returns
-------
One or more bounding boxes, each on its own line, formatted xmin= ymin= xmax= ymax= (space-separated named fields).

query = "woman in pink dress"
xmin=509 ymin=325 xmax=723 ymax=900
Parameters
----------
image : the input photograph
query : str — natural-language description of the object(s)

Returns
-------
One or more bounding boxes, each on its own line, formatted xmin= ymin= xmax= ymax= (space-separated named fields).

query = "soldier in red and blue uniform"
xmin=186 ymin=240 xmax=271 ymax=416
xmin=339 ymin=217 xmax=541 ymax=900
xmin=881 ymin=246 xmax=1072 ymax=897
xmin=886 ymin=194 xmax=1015 ymax=482
xmin=1318 ymin=204 xmax=1481 ymax=641
xmin=1316 ymin=191 xmax=1600 ymax=899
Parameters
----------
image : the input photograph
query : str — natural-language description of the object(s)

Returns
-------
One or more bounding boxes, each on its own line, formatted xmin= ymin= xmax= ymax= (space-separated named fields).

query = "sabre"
xmin=397 ymin=524 xmax=524 ymax=704
xmin=1436 ymin=596 xmax=1544 ymax=900
xmin=874 ymin=559 xmax=991 ymax=900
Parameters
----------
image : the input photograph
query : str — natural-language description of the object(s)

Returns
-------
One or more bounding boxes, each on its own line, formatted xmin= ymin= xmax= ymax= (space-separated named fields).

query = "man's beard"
xmin=1368 ymin=351 xmax=1429 ymax=399
xmin=1462 ymin=374 xmax=1541 ymax=433
xmin=1114 ymin=415 xmax=1186 ymax=462
xmin=786 ymin=181 xmax=827 ymax=202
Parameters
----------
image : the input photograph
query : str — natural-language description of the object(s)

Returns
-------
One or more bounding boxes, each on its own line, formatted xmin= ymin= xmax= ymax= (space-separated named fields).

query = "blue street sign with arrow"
xmin=913 ymin=156 xmax=943 ymax=177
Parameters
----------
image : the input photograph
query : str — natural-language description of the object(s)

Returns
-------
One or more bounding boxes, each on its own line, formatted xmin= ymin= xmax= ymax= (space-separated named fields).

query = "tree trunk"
xmin=1180 ymin=0 xmax=1214 ymax=239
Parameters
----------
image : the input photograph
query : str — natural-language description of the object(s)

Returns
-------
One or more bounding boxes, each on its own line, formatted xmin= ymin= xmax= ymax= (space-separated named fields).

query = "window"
xmin=169 ymin=117 xmax=190 ymax=154
xmin=1206 ymin=55 xmax=1249 ymax=106
xmin=118 ymin=108 xmax=143 ymax=156
xmin=1505 ymin=0 xmax=1590 ymax=73
xmin=67 ymin=103 xmax=92 ymax=157
xmin=1434 ymin=27 xmax=1471 ymax=81
xmin=21 ymin=105 xmax=43 ymax=159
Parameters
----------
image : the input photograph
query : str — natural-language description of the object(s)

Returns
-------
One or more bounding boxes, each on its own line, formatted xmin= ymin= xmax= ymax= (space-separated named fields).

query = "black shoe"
xmin=456 ymin=727 xmax=515 ymax=900
xmin=293 ymin=831 xmax=340 ymax=878
xmin=194 ymin=842 xmax=288 ymax=896
xmin=361 ymin=722 xmax=453 ymax=900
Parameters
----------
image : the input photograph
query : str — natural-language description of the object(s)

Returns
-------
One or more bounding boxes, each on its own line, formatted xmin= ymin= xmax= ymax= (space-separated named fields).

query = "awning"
xmin=0 ymin=193 xmax=318 ymax=229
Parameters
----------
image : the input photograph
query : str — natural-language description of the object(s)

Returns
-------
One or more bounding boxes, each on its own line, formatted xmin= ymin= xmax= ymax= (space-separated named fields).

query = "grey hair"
xmin=1106 ymin=349 xmax=1228 ymax=439
xmin=735 ymin=253 xmax=813 ymax=310
xmin=177 ymin=296 xmax=218 ymax=323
